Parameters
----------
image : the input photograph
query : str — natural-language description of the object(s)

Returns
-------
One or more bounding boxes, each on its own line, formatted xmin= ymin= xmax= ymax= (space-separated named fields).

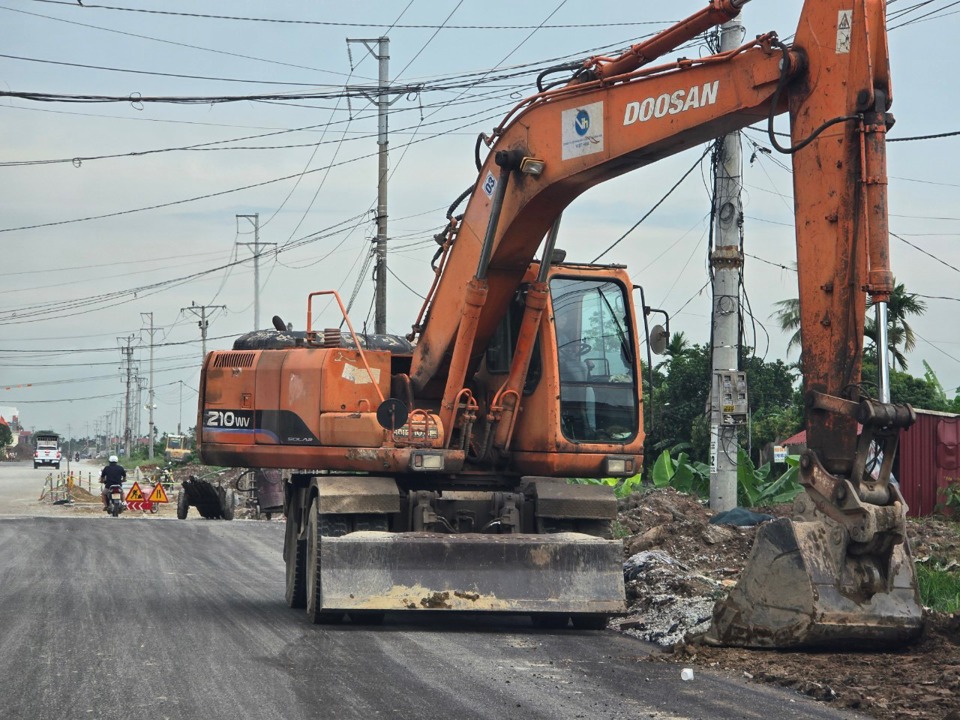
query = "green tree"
xmin=866 ymin=282 xmax=926 ymax=361
xmin=771 ymin=297 xmax=802 ymax=357
xmin=741 ymin=355 xmax=804 ymax=462
xmin=645 ymin=345 xmax=804 ymax=467
xmin=0 ymin=423 xmax=12 ymax=450
xmin=644 ymin=343 xmax=710 ymax=463
xmin=663 ymin=330 xmax=692 ymax=362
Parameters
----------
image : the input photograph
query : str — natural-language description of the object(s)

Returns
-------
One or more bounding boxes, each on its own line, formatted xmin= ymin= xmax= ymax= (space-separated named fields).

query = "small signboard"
xmin=773 ymin=445 xmax=788 ymax=463
xmin=148 ymin=483 xmax=169 ymax=504
xmin=125 ymin=482 xmax=145 ymax=503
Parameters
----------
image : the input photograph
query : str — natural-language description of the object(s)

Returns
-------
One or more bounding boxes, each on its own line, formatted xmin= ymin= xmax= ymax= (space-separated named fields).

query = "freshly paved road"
xmin=0 ymin=461 xmax=862 ymax=719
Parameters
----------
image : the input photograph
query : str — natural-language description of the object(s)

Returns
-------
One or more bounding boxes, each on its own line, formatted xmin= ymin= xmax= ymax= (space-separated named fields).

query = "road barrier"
xmin=38 ymin=471 xmax=96 ymax=504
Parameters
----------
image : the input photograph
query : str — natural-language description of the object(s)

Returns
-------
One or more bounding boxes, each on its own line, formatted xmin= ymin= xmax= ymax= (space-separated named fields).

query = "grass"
xmin=916 ymin=563 xmax=960 ymax=613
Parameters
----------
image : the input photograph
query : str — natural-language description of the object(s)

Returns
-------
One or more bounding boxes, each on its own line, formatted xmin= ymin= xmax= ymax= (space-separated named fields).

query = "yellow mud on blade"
xmin=706 ymin=517 xmax=924 ymax=649
xmin=317 ymin=531 xmax=626 ymax=615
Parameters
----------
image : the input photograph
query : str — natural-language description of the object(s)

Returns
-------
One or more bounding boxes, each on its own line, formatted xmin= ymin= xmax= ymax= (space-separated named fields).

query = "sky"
xmin=1 ymin=0 xmax=958 ymax=444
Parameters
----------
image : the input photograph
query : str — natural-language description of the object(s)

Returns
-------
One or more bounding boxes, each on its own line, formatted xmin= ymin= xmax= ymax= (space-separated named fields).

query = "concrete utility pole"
xmin=708 ymin=13 xmax=748 ymax=513
xmin=236 ymin=214 xmax=276 ymax=331
xmin=348 ymin=37 xmax=393 ymax=334
xmin=141 ymin=312 xmax=157 ymax=459
xmin=135 ymin=375 xmax=145 ymax=450
xmin=182 ymin=302 xmax=226 ymax=362
xmin=119 ymin=335 xmax=136 ymax=460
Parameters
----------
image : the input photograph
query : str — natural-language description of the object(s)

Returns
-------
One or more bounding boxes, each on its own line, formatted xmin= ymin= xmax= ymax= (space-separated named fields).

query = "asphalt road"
xmin=0 ymin=461 xmax=862 ymax=720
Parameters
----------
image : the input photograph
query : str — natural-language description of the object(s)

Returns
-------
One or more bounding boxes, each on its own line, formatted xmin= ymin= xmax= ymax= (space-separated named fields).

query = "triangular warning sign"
xmin=125 ymin=482 xmax=145 ymax=502
xmin=838 ymin=13 xmax=851 ymax=30
xmin=148 ymin=483 xmax=169 ymax=503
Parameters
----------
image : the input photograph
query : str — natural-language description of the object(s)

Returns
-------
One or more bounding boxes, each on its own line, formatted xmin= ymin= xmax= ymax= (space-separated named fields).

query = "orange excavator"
xmin=199 ymin=0 xmax=923 ymax=646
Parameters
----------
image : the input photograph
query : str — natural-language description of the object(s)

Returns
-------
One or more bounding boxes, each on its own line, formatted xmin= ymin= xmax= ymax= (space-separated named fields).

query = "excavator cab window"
xmin=551 ymin=277 xmax=637 ymax=443
xmin=485 ymin=286 xmax=542 ymax=395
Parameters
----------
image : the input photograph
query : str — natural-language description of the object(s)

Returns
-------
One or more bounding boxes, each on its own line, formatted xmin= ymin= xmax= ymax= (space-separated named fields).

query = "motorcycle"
xmin=106 ymin=484 xmax=125 ymax=517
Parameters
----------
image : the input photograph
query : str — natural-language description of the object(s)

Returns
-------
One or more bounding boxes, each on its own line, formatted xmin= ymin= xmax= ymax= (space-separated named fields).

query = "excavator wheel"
xmin=284 ymin=504 xmax=307 ymax=609
xmin=305 ymin=495 xmax=347 ymax=625
xmin=219 ymin=488 xmax=236 ymax=521
xmin=176 ymin=491 xmax=189 ymax=520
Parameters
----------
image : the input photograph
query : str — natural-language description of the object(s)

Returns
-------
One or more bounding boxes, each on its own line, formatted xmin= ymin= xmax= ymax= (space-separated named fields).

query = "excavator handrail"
xmin=305 ymin=290 xmax=386 ymax=406
xmin=484 ymin=32 xmax=776 ymax=153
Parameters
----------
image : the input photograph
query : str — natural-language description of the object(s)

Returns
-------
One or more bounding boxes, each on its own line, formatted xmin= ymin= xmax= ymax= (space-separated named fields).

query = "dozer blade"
xmin=317 ymin=531 xmax=626 ymax=615
xmin=705 ymin=517 xmax=924 ymax=649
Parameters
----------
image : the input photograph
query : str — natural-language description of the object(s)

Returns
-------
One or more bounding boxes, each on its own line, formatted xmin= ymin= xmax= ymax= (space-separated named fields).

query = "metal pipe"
xmin=476 ymin=167 xmax=511 ymax=281
xmin=875 ymin=302 xmax=891 ymax=403
xmin=536 ymin=215 xmax=562 ymax=283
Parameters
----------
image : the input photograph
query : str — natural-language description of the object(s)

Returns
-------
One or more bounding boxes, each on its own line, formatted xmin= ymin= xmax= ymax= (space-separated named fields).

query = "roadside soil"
xmin=613 ymin=487 xmax=960 ymax=720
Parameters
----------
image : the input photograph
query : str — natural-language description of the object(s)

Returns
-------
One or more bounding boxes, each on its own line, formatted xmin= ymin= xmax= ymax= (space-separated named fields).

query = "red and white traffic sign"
xmin=126 ymin=500 xmax=154 ymax=512
xmin=147 ymin=483 xmax=169 ymax=503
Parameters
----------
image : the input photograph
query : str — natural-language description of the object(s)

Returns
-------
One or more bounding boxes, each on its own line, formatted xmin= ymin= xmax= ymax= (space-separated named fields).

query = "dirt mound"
xmin=69 ymin=486 xmax=99 ymax=502
xmin=615 ymin=487 xmax=960 ymax=719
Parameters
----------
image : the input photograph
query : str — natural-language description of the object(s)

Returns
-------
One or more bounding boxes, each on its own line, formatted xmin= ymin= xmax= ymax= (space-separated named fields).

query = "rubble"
xmin=615 ymin=487 xmax=960 ymax=719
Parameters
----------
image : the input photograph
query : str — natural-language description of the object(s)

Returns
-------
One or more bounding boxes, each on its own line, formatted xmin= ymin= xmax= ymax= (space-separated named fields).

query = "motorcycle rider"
xmin=100 ymin=455 xmax=127 ymax=511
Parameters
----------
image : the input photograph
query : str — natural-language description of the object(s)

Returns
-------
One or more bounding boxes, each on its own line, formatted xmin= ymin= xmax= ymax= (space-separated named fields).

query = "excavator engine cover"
xmin=706 ymin=515 xmax=923 ymax=648
xmin=316 ymin=531 xmax=626 ymax=615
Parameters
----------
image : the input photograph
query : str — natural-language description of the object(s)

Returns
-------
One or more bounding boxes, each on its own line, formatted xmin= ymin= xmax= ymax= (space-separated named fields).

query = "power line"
xmin=0 ymin=52 xmax=352 ymax=87
xmin=1 ymin=4 xmax=359 ymax=78
xmin=27 ymin=1 xmax=671 ymax=29
xmin=0 ymin=335 xmax=233 ymax=354
xmin=2 ymin=379 xmax=184 ymax=404
xmin=0 ymin=105 xmax=511 ymax=233
xmin=891 ymin=231 xmax=960 ymax=275
xmin=592 ymin=145 xmax=712 ymax=262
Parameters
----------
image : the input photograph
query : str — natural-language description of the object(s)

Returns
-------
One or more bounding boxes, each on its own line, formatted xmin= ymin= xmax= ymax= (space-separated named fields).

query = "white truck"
xmin=33 ymin=433 xmax=61 ymax=469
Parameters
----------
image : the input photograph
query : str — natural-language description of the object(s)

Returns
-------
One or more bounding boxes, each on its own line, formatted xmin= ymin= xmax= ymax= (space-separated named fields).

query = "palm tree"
xmin=866 ymin=281 xmax=927 ymax=357
xmin=655 ymin=330 xmax=691 ymax=371
xmin=864 ymin=319 xmax=909 ymax=370
xmin=771 ymin=298 xmax=801 ymax=356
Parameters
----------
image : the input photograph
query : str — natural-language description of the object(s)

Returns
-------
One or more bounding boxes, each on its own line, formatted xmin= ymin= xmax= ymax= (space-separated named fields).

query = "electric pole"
xmin=141 ymin=312 xmax=157 ymax=459
xmin=348 ymin=37 xmax=393 ymax=334
xmin=236 ymin=214 xmax=276 ymax=331
xmin=182 ymin=302 xmax=226 ymax=362
xmin=135 ymin=375 xmax=145 ymax=450
xmin=708 ymin=13 xmax=747 ymax=513
xmin=119 ymin=335 xmax=136 ymax=460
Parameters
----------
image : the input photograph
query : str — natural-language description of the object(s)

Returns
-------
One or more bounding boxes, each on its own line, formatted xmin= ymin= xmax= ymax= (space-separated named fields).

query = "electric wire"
xmin=1 ymin=4 xmax=360 ymax=78
xmin=26 ymin=1 xmax=672 ymax=30
xmin=592 ymin=145 xmax=712 ymax=262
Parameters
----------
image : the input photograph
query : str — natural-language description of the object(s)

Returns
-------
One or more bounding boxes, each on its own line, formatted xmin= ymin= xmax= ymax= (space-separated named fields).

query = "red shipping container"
xmin=897 ymin=409 xmax=960 ymax=517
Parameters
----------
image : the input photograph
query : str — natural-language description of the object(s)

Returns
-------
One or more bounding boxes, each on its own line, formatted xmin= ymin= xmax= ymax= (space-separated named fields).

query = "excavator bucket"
xmin=316 ymin=531 xmax=626 ymax=616
xmin=706 ymin=516 xmax=924 ymax=648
